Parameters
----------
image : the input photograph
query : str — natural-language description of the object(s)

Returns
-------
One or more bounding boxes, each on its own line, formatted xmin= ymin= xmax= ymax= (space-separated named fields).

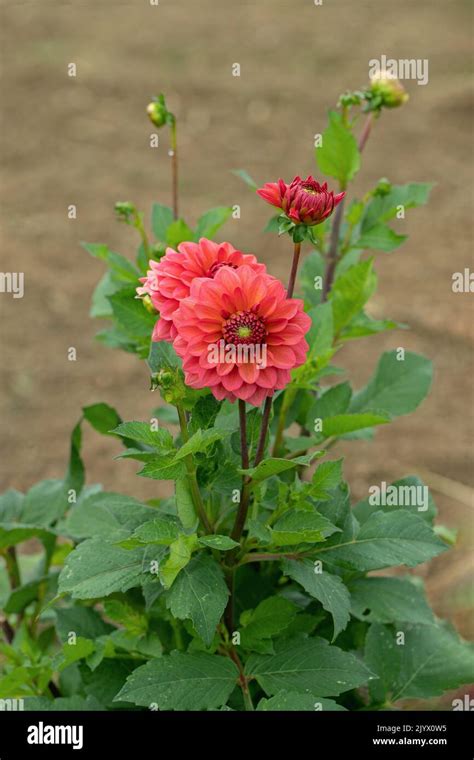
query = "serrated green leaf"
xmin=282 ymin=559 xmax=350 ymax=640
xmin=195 ymin=207 xmax=232 ymax=239
xmin=330 ymin=259 xmax=377 ymax=334
xmin=198 ymin=535 xmax=240 ymax=551
xmin=354 ymin=224 xmax=407 ymax=252
xmin=243 ymin=454 xmax=317 ymax=484
xmin=315 ymin=510 xmax=447 ymax=571
xmin=271 ymin=511 xmax=340 ymax=546
xmin=64 ymin=492 xmax=157 ymax=541
xmin=111 ymin=421 xmax=173 ymax=450
xmin=114 ymin=651 xmax=238 ymax=710
xmin=166 ymin=219 xmax=194 ymax=249
xmin=82 ymin=403 xmax=122 ymax=436
xmin=316 ymin=110 xmax=360 ymax=186
xmin=365 ymin=622 xmax=474 ymax=703
xmin=58 ymin=538 xmax=157 ymax=599
xmin=165 ymin=554 xmax=229 ymax=645
xmin=151 ymin=203 xmax=174 ymax=242
xmin=240 ymin=597 xmax=298 ymax=653
xmin=82 ymin=242 xmax=139 ymax=283
xmin=159 ymin=534 xmax=198 ymax=589
xmin=349 ymin=577 xmax=434 ymax=625
xmin=310 ymin=460 xmax=344 ymax=499
xmin=246 ymin=636 xmax=374 ymax=697
xmin=350 ymin=350 xmax=433 ymax=418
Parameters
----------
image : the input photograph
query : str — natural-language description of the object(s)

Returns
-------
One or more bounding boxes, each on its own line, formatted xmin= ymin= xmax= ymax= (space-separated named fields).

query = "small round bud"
xmin=369 ymin=73 xmax=409 ymax=109
xmin=115 ymin=201 xmax=136 ymax=222
xmin=147 ymin=101 xmax=167 ymax=128
xmin=141 ymin=295 xmax=157 ymax=315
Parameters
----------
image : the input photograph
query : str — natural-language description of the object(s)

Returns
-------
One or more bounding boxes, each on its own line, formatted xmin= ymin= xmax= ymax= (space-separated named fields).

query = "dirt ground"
xmin=0 ymin=0 xmax=473 ymax=649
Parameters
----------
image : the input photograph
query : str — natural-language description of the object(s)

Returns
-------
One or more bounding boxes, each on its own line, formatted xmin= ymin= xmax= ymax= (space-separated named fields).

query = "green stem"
xmin=230 ymin=401 xmax=251 ymax=542
xmin=5 ymin=547 xmax=20 ymax=588
xmin=176 ymin=404 xmax=212 ymax=534
xmin=135 ymin=214 xmax=151 ymax=259
xmin=271 ymin=385 xmax=297 ymax=457
xmin=170 ymin=118 xmax=178 ymax=219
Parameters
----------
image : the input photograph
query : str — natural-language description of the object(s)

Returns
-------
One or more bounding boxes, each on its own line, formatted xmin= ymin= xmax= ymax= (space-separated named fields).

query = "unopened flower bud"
xmin=147 ymin=101 xmax=167 ymax=128
xmin=115 ymin=201 xmax=136 ymax=222
xmin=151 ymin=368 xmax=187 ymax=404
xmin=141 ymin=294 xmax=157 ymax=314
xmin=369 ymin=73 xmax=409 ymax=109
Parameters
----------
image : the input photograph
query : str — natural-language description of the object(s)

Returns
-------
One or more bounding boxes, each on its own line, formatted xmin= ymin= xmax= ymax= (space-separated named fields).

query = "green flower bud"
xmin=141 ymin=295 xmax=157 ymax=315
xmin=147 ymin=101 xmax=167 ymax=128
xmin=369 ymin=74 xmax=409 ymax=109
xmin=151 ymin=368 xmax=187 ymax=405
xmin=115 ymin=201 xmax=136 ymax=223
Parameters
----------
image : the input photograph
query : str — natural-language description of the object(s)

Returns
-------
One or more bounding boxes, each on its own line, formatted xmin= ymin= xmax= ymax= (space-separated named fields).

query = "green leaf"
xmin=82 ymin=242 xmax=139 ymax=283
xmin=159 ymin=534 xmax=198 ymax=589
xmin=232 ymin=168 xmax=258 ymax=190
xmin=240 ymin=597 xmax=298 ymax=653
xmin=114 ymin=651 xmax=238 ymax=710
xmin=138 ymin=457 xmax=186 ymax=481
xmin=246 ymin=636 xmax=374 ymax=697
xmin=166 ymin=219 xmax=195 ymax=249
xmin=330 ymin=259 xmax=377 ymax=334
xmin=195 ymin=207 xmax=232 ymax=239
xmin=339 ymin=312 xmax=404 ymax=341
xmin=198 ymin=535 xmax=240 ymax=551
xmin=0 ymin=490 xmax=23 ymax=522
xmin=354 ymin=224 xmax=407 ymax=252
xmin=257 ymin=691 xmax=346 ymax=711
xmin=54 ymin=637 xmax=95 ymax=671
xmin=125 ymin=515 xmax=184 ymax=547
xmin=58 ymin=538 xmax=157 ymax=599
xmin=82 ymin=403 xmax=122 ymax=436
xmin=111 ymin=421 xmax=173 ymax=450
xmin=151 ymin=203 xmax=174 ymax=242
xmin=90 ymin=271 xmax=117 ymax=317
xmin=55 ymin=607 xmax=115 ymax=642
xmin=148 ymin=340 xmax=182 ymax=373
xmin=318 ymin=412 xmax=391 ymax=438
xmin=22 ymin=479 xmax=69 ymax=527
xmin=365 ymin=622 xmax=474 ymax=703
xmin=350 ymin=350 xmax=433 ymax=417
xmin=315 ymin=510 xmax=447 ymax=571
xmin=361 ymin=182 xmax=433 ymax=233
xmin=299 ymin=250 xmax=325 ymax=307
xmin=64 ymin=492 xmax=157 ymax=541
xmin=173 ymin=428 xmax=223 ymax=461
xmin=309 ymin=460 xmax=344 ymax=500
xmin=108 ymin=288 xmax=156 ymax=339
xmin=353 ymin=476 xmax=437 ymax=525
xmin=243 ymin=454 xmax=317 ymax=484
xmin=316 ymin=110 xmax=360 ymax=187
xmin=165 ymin=554 xmax=229 ymax=645
xmin=349 ymin=577 xmax=434 ymax=625
xmin=306 ymin=301 xmax=334 ymax=358
xmin=175 ymin=477 xmax=198 ymax=530
xmin=4 ymin=574 xmax=58 ymax=614
xmin=282 ymin=560 xmax=350 ymax=640
xmin=271 ymin=511 xmax=340 ymax=546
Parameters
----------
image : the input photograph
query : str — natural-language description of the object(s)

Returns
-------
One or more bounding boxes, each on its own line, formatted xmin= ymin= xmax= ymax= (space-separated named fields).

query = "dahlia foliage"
xmin=2 ymin=86 xmax=473 ymax=715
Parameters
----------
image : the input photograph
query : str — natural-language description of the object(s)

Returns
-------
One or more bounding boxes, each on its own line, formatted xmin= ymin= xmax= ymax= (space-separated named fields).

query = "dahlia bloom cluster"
xmin=137 ymin=238 xmax=311 ymax=405
xmin=257 ymin=175 xmax=345 ymax=226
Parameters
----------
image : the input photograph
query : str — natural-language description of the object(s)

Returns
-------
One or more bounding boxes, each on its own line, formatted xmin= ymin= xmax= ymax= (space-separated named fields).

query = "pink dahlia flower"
xmin=257 ymin=175 xmax=345 ymax=226
xmin=137 ymin=238 xmax=267 ymax=342
xmin=172 ymin=265 xmax=311 ymax=406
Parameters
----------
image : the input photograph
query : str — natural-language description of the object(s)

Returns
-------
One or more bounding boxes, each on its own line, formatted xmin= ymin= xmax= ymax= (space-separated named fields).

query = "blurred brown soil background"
xmin=0 ymin=0 xmax=473 ymax=667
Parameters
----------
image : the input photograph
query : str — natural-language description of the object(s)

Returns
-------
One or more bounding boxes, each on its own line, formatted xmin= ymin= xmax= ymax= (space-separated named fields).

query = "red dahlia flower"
xmin=257 ymin=175 xmax=345 ymax=226
xmin=137 ymin=238 xmax=266 ymax=342
xmin=172 ymin=265 xmax=311 ymax=406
